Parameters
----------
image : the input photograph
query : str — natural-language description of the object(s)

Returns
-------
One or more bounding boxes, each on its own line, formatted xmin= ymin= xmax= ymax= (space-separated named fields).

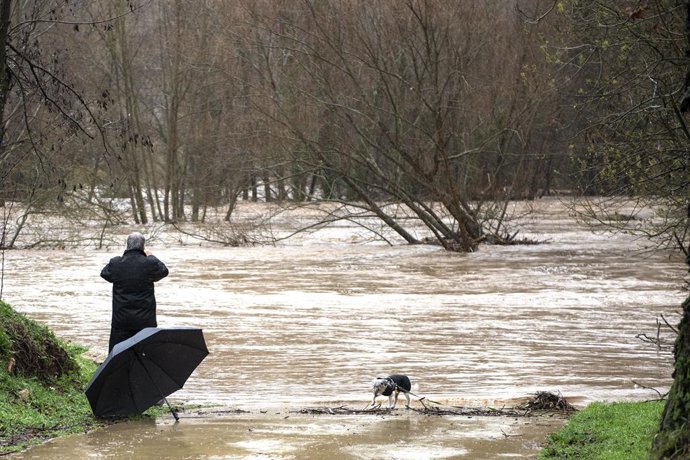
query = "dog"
xmin=371 ymin=374 xmax=411 ymax=409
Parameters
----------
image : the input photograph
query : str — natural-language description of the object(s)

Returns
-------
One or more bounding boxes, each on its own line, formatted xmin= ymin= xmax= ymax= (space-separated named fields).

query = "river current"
xmin=2 ymin=198 xmax=684 ymax=458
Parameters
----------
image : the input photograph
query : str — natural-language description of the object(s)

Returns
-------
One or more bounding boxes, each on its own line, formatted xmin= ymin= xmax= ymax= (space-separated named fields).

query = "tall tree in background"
xmin=97 ymin=0 xmax=159 ymax=224
xmin=555 ymin=1 xmax=690 ymax=456
xmin=0 ymin=3 xmax=11 ymax=190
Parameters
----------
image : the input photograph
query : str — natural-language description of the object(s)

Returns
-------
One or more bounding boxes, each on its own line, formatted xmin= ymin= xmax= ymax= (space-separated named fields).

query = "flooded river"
xmin=2 ymin=199 xmax=685 ymax=458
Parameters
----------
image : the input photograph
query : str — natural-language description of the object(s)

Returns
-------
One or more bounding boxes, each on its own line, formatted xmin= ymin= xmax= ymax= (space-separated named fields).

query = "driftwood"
xmin=294 ymin=392 xmax=576 ymax=417
xmin=515 ymin=391 xmax=577 ymax=413
xmin=295 ymin=405 xmax=548 ymax=418
xmin=181 ymin=392 xmax=577 ymax=419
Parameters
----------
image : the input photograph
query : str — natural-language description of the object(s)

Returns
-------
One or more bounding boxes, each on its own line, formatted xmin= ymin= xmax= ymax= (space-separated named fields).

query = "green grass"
xmin=0 ymin=300 xmax=106 ymax=454
xmin=539 ymin=400 xmax=664 ymax=460
xmin=0 ymin=344 xmax=101 ymax=454
xmin=0 ymin=300 xmax=177 ymax=454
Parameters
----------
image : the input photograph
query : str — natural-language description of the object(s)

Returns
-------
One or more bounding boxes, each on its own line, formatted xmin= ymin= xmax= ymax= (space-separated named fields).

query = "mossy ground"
xmin=539 ymin=400 xmax=664 ymax=460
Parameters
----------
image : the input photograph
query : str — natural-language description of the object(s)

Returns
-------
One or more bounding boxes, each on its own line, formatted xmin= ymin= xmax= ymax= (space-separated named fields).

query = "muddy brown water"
xmin=2 ymin=199 xmax=685 ymax=458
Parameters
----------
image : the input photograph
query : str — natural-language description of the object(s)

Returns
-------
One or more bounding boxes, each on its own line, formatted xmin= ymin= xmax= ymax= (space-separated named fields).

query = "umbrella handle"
xmin=134 ymin=351 xmax=180 ymax=421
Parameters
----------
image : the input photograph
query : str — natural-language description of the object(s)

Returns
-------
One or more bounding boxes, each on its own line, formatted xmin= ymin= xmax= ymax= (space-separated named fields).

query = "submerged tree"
xmin=248 ymin=0 xmax=563 ymax=251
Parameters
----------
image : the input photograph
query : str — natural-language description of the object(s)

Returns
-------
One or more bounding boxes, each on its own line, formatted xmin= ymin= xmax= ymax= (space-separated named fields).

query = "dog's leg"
xmin=390 ymin=392 xmax=399 ymax=409
xmin=388 ymin=394 xmax=396 ymax=409
xmin=404 ymin=392 xmax=411 ymax=408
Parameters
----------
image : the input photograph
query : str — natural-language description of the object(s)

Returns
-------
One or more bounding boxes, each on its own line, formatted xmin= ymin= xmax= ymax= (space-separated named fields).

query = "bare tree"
xmin=0 ymin=0 xmax=105 ymax=248
xmin=246 ymin=0 xmax=560 ymax=250
xmin=1 ymin=0 xmax=570 ymax=249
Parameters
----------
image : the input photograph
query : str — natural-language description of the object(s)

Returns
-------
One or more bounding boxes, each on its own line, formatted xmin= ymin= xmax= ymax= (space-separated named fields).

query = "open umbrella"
xmin=85 ymin=327 xmax=208 ymax=420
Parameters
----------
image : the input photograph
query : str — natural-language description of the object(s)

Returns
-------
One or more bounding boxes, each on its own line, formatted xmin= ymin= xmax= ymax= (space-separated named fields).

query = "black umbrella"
xmin=85 ymin=327 xmax=208 ymax=420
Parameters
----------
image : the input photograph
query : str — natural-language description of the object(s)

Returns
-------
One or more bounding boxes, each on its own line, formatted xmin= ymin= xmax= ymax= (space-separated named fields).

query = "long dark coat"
xmin=101 ymin=248 xmax=169 ymax=351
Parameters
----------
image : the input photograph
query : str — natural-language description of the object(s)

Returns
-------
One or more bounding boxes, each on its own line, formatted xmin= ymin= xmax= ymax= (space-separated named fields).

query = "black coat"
xmin=101 ymin=249 xmax=169 ymax=342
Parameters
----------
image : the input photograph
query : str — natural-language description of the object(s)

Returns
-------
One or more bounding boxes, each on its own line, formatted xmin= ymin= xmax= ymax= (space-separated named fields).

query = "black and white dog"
xmin=371 ymin=374 xmax=411 ymax=409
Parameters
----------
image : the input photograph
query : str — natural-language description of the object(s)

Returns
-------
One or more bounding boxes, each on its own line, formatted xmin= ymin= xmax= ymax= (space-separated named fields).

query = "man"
xmin=101 ymin=232 xmax=169 ymax=352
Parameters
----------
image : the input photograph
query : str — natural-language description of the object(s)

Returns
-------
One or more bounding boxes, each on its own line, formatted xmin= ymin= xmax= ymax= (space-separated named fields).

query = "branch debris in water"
xmin=515 ymin=391 xmax=577 ymax=413
xmin=294 ymin=392 xmax=577 ymax=417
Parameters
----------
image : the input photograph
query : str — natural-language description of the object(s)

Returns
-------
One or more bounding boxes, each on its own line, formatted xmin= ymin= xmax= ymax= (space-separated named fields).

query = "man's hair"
xmin=126 ymin=232 xmax=146 ymax=251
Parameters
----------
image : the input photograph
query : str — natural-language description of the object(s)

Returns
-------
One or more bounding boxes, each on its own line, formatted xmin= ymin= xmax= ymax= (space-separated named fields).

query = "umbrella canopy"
xmin=85 ymin=327 xmax=208 ymax=419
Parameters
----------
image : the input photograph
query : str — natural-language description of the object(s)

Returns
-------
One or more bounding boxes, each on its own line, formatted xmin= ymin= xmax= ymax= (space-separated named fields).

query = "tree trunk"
xmin=340 ymin=174 xmax=419 ymax=245
xmin=0 ymin=0 xmax=12 ymax=194
xmin=277 ymin=164 xmax=287 ymax=201
xmin=250 ymin=174 xmax=258 ymax=202
xmin=224 ymin=192 xmax=238 ymax=222
xmin=650 ymin=294 xmax=690 ymax=459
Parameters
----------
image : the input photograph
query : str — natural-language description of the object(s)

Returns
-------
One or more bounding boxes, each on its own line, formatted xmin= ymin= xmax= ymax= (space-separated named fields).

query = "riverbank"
xmin=0 ymin=300 xmax=103 ymax=454
xmin=539 ymin=400 xmax=664 ymax=459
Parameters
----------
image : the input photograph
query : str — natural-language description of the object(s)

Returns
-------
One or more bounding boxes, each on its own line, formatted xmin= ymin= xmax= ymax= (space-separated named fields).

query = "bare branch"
xmin=517 ymin=0 xmax=559 ymax=25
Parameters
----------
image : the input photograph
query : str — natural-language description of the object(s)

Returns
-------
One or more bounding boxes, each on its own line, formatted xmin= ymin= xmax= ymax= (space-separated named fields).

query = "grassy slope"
xmin=0 ymin=347 xmax=100 ymax=454
xmin=0 ymin=300 xmax=102 ymax=454
xmin=539 ymin=400 xmax=664 ymax=460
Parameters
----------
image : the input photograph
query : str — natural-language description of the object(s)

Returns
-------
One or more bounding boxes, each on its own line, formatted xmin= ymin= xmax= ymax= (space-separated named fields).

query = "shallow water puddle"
xmin=10 ymin=412 xmax=567 ymax=459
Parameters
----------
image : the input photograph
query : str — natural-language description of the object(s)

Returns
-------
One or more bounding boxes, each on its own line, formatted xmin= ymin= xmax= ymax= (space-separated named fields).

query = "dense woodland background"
xmin=1 ymin=0 xmax=689 ymax=251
